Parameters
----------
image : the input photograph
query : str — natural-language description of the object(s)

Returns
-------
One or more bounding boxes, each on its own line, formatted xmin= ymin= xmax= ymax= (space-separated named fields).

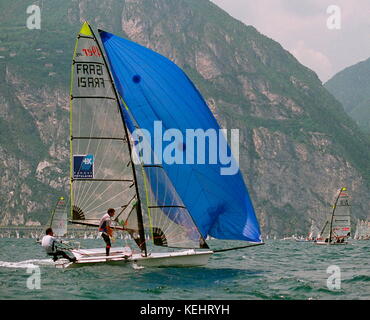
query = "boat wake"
xmin=132 ymin=263 xmax=145 ymax=270
xmin=0 ymin=259 xmax=54 ymax=269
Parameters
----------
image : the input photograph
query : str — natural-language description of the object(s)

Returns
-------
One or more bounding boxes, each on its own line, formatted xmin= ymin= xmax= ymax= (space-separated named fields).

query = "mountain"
xmin=0 ymin=0 xmax=369 ymax=236
xmin=325 ymin=57 xmax=370 ymax=134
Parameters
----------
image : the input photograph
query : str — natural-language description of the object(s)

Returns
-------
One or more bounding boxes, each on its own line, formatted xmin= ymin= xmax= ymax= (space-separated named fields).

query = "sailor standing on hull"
xmin=99 ymin=208 xmax=115 ymax=256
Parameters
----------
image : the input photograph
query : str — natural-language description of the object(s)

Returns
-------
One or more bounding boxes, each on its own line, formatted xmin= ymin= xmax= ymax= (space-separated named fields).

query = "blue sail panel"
xmin=100 ymin=31 xmax=262 ymax=243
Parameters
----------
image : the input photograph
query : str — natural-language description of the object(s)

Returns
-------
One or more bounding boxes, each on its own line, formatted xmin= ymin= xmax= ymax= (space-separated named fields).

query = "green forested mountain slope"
xmin=325 ymin=57 xmax=370 ymax=134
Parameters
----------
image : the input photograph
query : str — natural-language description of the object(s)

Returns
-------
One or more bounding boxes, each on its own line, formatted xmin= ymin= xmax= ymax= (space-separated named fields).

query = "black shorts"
xmin=102 ymin=233 xmax=111 ymax=248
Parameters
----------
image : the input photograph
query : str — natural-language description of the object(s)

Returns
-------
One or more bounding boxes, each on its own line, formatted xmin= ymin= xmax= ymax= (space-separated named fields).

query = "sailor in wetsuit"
xmin=41 ymin=228 xmax=76 ymax=262
xmin=98 ymin=208 xmax=115 ymax=256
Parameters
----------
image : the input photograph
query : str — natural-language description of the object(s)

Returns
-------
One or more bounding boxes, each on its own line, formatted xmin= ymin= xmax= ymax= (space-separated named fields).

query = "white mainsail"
xmin=49 ymin=197 xmax=68 ymax=237
xmin=317 ymin=187 xmax=351 ymax=244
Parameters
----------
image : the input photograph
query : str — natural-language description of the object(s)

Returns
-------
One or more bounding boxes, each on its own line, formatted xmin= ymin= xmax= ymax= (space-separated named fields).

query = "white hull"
xmin=55 ymin=247 xmax=213 ymax=269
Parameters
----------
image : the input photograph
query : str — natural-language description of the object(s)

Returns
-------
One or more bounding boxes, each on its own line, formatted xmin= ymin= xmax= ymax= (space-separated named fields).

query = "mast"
xmin=328 ymin=187 xmax=345 ymax=244
xmin=89 ymin=26 xmax=148 ymax=256
xmin=49 ymin=198 xmax=59 ymax=229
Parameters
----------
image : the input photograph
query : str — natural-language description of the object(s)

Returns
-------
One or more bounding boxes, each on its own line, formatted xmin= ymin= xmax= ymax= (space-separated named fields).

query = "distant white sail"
xmin=49 ymin=197 xmax=68 ymax=237
xmin=355 ymin=219 xmax=370 ymax=240
xmin=318 ymin=187 xmax=351 ymax=244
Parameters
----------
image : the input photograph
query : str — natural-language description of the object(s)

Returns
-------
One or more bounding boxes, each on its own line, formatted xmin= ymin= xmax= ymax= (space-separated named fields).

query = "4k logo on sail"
xmin=73 ymin=154 xmax=94 ymax=179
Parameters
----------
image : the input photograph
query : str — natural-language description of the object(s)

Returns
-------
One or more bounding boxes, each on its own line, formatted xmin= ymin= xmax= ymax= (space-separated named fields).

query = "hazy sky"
xmin=211 ymin=0 xmax=370 ymax=83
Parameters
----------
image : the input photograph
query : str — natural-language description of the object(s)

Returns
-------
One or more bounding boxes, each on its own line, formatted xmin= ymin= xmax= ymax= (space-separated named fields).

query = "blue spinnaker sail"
xmin=100 ymin=31 xmax=262 ymax=243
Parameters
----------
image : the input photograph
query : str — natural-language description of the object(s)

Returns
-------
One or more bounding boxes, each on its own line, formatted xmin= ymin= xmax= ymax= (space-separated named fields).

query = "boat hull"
xmin=55 ymin=247 xmax=213 ymax=269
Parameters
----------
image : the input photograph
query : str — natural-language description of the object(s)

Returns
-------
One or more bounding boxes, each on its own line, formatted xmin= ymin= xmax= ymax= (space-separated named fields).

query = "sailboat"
xmin=48 ymin=197 xmax=68 ymax=237
xmin=60 ymin=22 xmax=263 ymax=268
xmin=354 ymin=219 xmax=370 ymax=240
xmin=316 ymin=187 xmax=351 ymax=245
xmin=295 ymin=220 xmax=319 ymax=242
xmin=36 ymin=196 xmax=67 ymax=243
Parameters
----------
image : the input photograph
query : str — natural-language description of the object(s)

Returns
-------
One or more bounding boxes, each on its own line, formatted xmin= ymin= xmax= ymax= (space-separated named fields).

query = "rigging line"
xmin=81 ymin=179 xmax=133 ymax=213
xmin=114 ymin=194 xmax=137 ymax=221
xmin=150 ymin=166 xmax=163 ymax=234
xmin=156 ymin=167 xmax=173 ymax=238
xmin=75 ymin=74 xmax=126 ymax=208
xmin=159 ymin=208 xmax=188 ymax=247
xmin=169 ymin=206 xmax=200 ymax=247
xmin=160 ymin=180 xmax=184 ymax=241
xmin=141 ymin=163 xmax=154 ymax=241
xmin=75 ymin=60 xmax=115 ymax=202
xmin=74 ymin=73 xmax=114 ymax=206
xmin=78 ymin=177 xmax=132 ymax=216
xmin=79 ymin=88 xmax=131 ymax=204
xmin=76 ymin=102 xmax=119 ymax=208
xmin=77 ymin=144 xmax=132 ymax=210
xmin=83 ymin=185 xmax=133 ymax=215
xmin=150 ymin=195 xmax=172 ymax=244
xmin=157 ymin=167 xmax=170 ymax=230
xmin=154 ymin=189 xmax=187 ymax=247
xmin=213 ymin=242 xmax=265 ymax=253
xmin=164 ymin=217 xmax=199 ymax=248
xmin=151 ymin=168 xmax=168 ymax=236
xmin=158 ymin=166 xmax=203 ymax=246
xmin=76 ymin=141 xmax=121 ymax=208
xmin=72 ymin=100 xmax=108 ymax=205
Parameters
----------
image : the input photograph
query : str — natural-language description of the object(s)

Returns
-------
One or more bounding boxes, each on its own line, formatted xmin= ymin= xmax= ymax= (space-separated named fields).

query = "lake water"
xmin=0 ymin=238 xmax=369 ymax=301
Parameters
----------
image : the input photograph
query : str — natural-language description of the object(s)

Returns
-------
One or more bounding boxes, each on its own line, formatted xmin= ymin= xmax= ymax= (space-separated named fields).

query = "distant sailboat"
xmin=60 ymin=22 xmax=263 ymax=268
xmin=354 ymin=219 xmax=370 ymax=240
xmin=37 ymin=196 xmax=69 ymax=243
xmin=316 ymin=187 xmax=351 ymax=245
xmin=295 ymin=220 xmax=319 ymax=242
xmin=48 ymin=197 xmax=68 ymax=238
